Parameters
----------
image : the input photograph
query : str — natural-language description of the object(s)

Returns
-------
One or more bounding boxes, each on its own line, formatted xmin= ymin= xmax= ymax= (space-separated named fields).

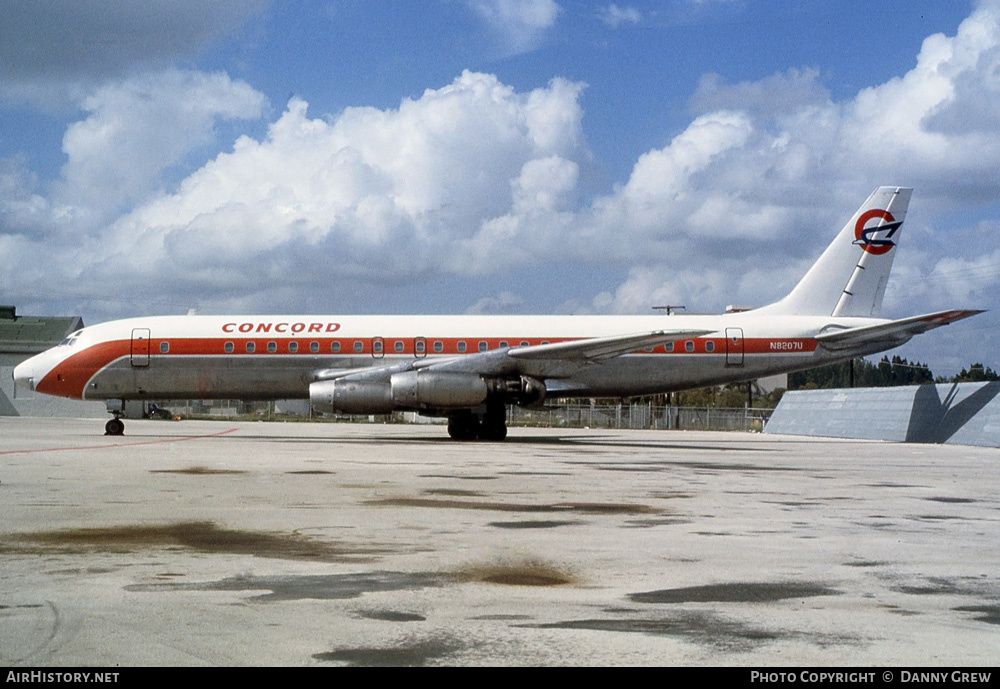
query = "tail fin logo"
xmin=853 ymin=209 xmax=902 ymax=255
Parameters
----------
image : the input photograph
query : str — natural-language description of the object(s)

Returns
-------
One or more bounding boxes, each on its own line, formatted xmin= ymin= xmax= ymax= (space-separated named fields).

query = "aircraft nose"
xmin=13 ymin=359 xmax=35 ymax=392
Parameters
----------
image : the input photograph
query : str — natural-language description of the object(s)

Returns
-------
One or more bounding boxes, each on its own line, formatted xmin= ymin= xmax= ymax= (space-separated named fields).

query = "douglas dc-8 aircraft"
xmin=14 ymin=187 xmax=981 ymax=440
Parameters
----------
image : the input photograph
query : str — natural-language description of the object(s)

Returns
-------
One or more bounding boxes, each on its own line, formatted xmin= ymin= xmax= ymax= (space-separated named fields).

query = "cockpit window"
xmin=59 ymin=330 xmax=83 ymax=347
xmin=59 ymin=330 xmax=84 ymax=347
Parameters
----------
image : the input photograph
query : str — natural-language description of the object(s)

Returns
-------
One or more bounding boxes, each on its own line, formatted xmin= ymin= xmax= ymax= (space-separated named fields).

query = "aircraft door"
xmin=725 ymin=328 xmax=744 ymax=367
xmin=131 ymin=328 xmax=151 ymax=367
xmin=414 ymin=337 xmax=427 ymax=359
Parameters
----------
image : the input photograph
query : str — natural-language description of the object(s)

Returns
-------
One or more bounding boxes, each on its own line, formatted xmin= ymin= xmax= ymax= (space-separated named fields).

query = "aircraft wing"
xmin=313 ymin=329 xmax=713 ymax=382
xmin=815 ymin=309 xmax=984 ymax=351
xmin=506 ymin=329 xmax=714 ymax=361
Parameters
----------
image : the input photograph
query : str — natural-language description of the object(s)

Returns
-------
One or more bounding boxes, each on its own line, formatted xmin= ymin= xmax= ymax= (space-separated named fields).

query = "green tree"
xmin=788 ymin=356 xmax=933 ymax=389
xmin=952 ymin=363 xmax=1000 ymax=382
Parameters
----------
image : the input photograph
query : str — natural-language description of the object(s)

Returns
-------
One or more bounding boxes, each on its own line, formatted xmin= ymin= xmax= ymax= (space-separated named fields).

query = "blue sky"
xmin=0 ymin=0 xmax=996 ymax=375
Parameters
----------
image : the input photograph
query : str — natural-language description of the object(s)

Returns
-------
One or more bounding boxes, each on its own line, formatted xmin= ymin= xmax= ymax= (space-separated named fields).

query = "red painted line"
xmin=0 ymin=427 xmax=240 ymax=456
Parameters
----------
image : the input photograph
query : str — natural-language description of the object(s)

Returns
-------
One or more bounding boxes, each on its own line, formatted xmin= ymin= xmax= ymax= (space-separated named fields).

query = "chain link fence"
xmin=169 ymin=398 xmax=772 ymax=432
xmin=508 ymin=401 xmax=771 ymax=432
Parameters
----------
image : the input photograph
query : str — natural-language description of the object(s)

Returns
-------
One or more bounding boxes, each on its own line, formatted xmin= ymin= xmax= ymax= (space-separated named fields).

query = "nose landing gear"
xmin=104 ymin=399 xmax=125 ymax=436
xmin=105 ymin=417 xmax=125 ymax=436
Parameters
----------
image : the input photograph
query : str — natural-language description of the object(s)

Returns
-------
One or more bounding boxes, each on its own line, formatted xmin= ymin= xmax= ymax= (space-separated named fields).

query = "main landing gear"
xmin=447 ymin=401 xmax=508 ymax=441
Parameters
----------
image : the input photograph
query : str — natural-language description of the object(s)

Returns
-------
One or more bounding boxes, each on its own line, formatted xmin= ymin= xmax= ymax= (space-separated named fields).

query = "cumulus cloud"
xmin=600 ymin=4 xmax=642 ymax=29
xmin=469 ymin=0 xmax=562 ymax=54
xmin=582 ymin=0 xmax=1000 ymax=316
xmin=53 ymin=70 xmax=267 ymax=224
xmin=689 ymin=69 xmax=831 ymax=121
xmin=466 ymin=290 xmax=526 ymax=314
xmin=3 ymin=71 xmax=586 ymax=316
xmin=0 ymin=0 xmax=267 ymax=107
xmin=0 ymin=158 xmax=48 ymax=237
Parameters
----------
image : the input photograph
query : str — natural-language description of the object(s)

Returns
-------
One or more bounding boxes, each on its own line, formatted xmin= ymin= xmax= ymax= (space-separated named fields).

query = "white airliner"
xmin=13 ymin=187 xmax=980 ymax=440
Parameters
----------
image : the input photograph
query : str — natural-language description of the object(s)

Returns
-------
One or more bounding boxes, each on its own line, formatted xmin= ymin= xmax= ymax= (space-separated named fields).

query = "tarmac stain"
xmin=286 ymin=470 xmax=335 ymax=475
xmin=915 ymin=514 xmax=964 ymax=521
xmin=585 ymin=461 xmax=801 ymax=473
xmin=368 ymin=497 xmax=661 ymax=515
xmin=625 ymin=517 xmax=692 ymax=528
xmin=489 ymin=520 xmax=580 ymax=529
xmin=884 ymin=607 xmax=922 ymax=617
xmin=926 ymin=497 xmax=976 ymax=504
xmin=526 ymin=611 xmax=781 ymax=650
xmin=954 ymin=605 xmax=1000 ymax=625
xmin=424 ymin=488 xmax=487 ymax=497
xmin=420 ymin=474 xmax=497 ymax=481
xmin=126 ymin=571 xmax=449 ymax=602
xmin=462 ymin=560 xmax=574 ymax=587
xmin=630 ymin=581 xmax=839 ymax=604
xmin=149 ymin=466 xmax=246 ymax=475
xmin=0 ymin=521 xmax=382 ymax=563
xmin=313 ymin=637 xmax=463 ymax=666
xmin=894 ymin=579 xmax=962 ymax=596
xmin=844 ymin=561 xmax=888 ymax=568
xmin=357 ymin=610 xmax=426 ymax=622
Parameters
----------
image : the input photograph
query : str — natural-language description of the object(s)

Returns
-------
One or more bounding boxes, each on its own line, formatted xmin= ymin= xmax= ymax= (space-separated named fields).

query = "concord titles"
xmin=221 ymin=321 xmax=342 ymax=334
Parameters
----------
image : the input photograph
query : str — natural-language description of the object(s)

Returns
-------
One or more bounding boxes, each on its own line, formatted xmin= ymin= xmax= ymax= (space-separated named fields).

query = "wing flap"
xmin=815 ymin=309 xmax=983 ymax=351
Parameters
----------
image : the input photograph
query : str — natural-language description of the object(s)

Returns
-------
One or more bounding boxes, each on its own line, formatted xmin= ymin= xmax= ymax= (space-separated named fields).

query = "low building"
xmin=0 ymin=306 xmax=105 ymax=418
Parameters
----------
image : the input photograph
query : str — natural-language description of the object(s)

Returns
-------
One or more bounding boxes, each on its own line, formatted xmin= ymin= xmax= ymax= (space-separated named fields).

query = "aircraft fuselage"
xmin=15 ymin=312 xmax=891 ymax=403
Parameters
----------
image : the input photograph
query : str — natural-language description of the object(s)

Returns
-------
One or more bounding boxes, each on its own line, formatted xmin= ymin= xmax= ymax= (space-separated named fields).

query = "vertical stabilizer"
xmin=762 ymin=186 xmax=912 ymax=317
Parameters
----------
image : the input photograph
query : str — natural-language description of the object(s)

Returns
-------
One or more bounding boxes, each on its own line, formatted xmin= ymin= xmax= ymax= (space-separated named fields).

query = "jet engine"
xmin=310 ymin=371 xmax=545 ymax=415
xmin=309 ymin=379 xmax=395 ymax=414
xmin=311 ymin=371 xmax=487 ymax=415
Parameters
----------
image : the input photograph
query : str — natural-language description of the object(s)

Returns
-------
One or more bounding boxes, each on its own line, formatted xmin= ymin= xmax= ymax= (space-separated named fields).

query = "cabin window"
xmin=332 ymin=342 xmax=341 ymax=353
xmin=415 ymin=340 xmax=426 ymax=354
xmin=705 ymin=341 xmax=715 ymax=353
xmin=373 ymin=340 xmax=383 ymax=354
xmin=246 ymin=342 xmax=256 ymax=353
xmin=541 ymin=340 xmax=550 ymax=345
xmin=665 ymin=342 xmax=673 ymax=352
xmin=289 ymin=342 xmax=299 ymax=353
xmin=457 ymin=341 xmax=467 ymax=353
xmin=224 ymin=342 xmax=234 ymax=353
xmin=685 ymin=341 xmax=694 ymax=352
xmin=267 ymin=341 xmax=277 ymax=353
xmin=433 ymin=341 xmax=443 ymax=353
xmin=394 ymin=341 xmax=404 ymax=353
xmin=353 ymin=341 xmax=363 ymax=353
xmin=478 ymin=341 xmax=488 ymax=352
xmin=159 ymin=342 xmax=169 ymax=354
xmin=520 ymin=341 xmax=529 ymax=347
xmin=310 ymin=341 xmax=319 ymax=353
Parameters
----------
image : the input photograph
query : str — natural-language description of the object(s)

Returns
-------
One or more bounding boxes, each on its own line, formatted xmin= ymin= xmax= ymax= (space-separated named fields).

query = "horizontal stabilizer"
xmin=815 ymin=310 xmax=984 ymax=351
xmin=508 ymin=329 xmax=714 ymax=361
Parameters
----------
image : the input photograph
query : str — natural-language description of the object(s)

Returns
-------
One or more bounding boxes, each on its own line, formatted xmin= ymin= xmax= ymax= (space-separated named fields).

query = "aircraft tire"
xmin=105 ymin=418 xmax=125 ymax=436
xmin=447 ymin=412 xmax=479 ymax=441
xmin=478 ymin=421 xmax=507 ymax=441
xmin=478 ymin=401 xmax=508 ymax=441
